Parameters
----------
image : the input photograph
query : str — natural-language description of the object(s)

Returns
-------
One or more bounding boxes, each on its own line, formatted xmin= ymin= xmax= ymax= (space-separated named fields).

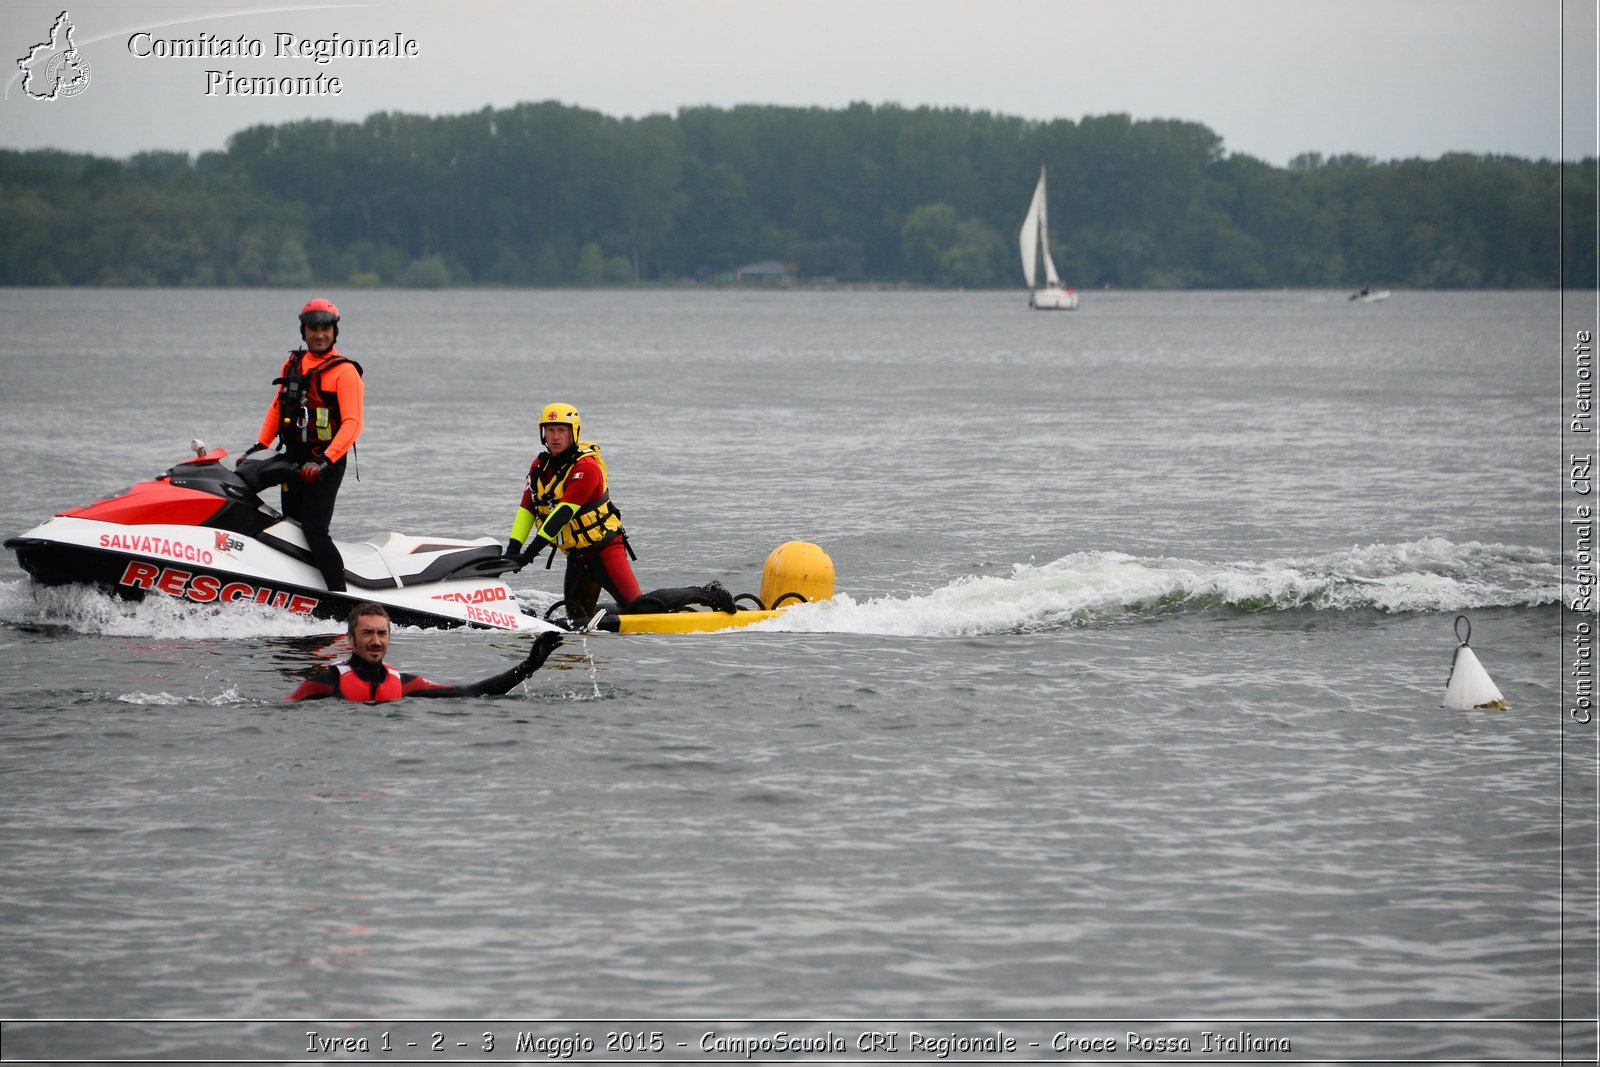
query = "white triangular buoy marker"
xmin=1443 ymin=614 xmax=1508 ymax=709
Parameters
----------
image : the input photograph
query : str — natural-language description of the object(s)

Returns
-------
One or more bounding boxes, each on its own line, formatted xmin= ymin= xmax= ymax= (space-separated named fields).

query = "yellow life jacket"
xmin=533 ymin=442 xmax=625 ymax=553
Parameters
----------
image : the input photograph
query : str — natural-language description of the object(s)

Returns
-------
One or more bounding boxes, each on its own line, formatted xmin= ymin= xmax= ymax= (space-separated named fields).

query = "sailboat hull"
xmin=1029 ymin=286 xmax=1080 ymax=310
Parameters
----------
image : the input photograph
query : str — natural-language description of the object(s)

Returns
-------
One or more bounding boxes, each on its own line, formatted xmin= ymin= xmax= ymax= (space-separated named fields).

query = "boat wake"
xmin=2 ymin=538 xmax=1559 ymax=641
xmin=756 ymin=538 xmax=1561 ymax=636
xmin=0 ymin=579 xmax=342 ymax=638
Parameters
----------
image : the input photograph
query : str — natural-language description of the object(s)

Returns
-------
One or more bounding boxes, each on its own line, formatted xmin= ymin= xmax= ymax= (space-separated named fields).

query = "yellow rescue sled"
xmin=596 ymin=541 xmax=834 ymax=634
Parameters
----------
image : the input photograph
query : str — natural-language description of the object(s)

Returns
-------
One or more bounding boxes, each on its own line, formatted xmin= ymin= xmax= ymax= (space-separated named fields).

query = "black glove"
xmin=525 ymin=630 xmax=563 ymax=670
xmin=518 ymin=534 xmax=553 ymax=565
xmin=242 ymin=442 xmax=266 ymax=459
xmin=453 ymin=630 xmax=566 ymax=697
xmin=700 ymin=580 xmax=737 ymax=613
xmin=298 ymin=459 xmax=328 ymax=483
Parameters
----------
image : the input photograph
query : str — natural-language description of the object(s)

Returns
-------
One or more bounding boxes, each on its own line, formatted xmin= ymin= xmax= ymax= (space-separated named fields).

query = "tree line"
xmin=1 ymin=101 xmax=1593 ymax=289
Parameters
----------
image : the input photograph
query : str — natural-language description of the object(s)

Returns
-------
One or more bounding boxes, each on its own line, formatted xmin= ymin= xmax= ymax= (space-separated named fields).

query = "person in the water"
xmin=285 ymin=602 xmax=563 ymax=702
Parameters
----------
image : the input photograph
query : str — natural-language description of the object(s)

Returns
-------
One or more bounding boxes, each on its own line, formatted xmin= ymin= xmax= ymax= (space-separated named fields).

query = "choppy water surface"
xmin=0 ymin=289 xmax=1591 ymax=1062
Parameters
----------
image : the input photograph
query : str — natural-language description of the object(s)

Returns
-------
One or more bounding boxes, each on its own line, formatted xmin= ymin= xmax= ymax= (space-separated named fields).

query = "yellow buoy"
xmin=759 ymin=541 xmax=835 ymax=609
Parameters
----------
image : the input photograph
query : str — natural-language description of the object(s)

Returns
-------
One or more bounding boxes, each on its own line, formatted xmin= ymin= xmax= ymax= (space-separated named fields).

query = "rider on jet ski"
xmin=245 ymin=298 xmax=363 ymax=592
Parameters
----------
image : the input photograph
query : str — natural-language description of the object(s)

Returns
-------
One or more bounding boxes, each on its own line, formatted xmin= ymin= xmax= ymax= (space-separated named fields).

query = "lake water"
xmin=0 ymin=288 xmax=1592 ymax=1063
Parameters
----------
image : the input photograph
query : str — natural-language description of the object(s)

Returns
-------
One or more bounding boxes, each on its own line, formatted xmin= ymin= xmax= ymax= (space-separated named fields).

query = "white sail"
xmin=1019 ymin=167 xmax=1063 ymax=289
xmin=1036 ymin=171 xmax=1061 ymax=286
xmin=1018 ymin=172 xmax=1043 ymax=289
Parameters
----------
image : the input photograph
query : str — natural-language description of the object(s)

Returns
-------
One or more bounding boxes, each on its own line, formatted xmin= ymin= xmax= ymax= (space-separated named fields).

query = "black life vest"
xmin=274 ymin=349 xmax=362 ymax=461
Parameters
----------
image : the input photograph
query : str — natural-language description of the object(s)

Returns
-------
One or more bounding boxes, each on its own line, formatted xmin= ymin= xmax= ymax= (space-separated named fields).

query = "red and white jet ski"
xmin=5 ymin=445 xmax=557 ymax=632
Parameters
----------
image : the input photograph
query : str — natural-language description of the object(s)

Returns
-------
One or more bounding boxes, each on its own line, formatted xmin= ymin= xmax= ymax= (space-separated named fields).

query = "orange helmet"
xmin=298 ymin=298 xmax=340 ymax=339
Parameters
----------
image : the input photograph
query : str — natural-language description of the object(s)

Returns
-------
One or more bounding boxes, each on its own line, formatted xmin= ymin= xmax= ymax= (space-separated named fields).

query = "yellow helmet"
xmin=539 ymin=401 xmax=581 ymax=446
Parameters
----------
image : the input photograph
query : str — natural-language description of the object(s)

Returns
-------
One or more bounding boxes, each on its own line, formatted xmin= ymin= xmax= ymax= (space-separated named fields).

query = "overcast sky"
xmin=3 ymin=0 xmax=1596 ymax=166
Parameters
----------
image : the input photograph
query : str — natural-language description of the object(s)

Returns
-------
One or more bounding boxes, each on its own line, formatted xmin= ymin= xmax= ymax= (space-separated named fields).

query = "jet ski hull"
xmin=7 ymin=517 xmax=551 ymax=631
xmin=5 ymin=449 xmax=557 ymax=632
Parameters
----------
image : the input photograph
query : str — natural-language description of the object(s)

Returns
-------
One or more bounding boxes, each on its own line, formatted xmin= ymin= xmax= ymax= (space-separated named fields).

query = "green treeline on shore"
xmin=2 ymin=101 xmax=1594 ymax=289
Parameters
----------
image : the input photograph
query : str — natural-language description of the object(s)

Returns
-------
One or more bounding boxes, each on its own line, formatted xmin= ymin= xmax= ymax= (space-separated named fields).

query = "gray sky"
xmin=3 ymin=0 xmax=1596 ymax=165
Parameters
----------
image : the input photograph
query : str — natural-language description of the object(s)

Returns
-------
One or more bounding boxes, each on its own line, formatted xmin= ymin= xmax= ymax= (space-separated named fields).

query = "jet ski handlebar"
xmin=232 ymin=451 xmax=305 ymax=493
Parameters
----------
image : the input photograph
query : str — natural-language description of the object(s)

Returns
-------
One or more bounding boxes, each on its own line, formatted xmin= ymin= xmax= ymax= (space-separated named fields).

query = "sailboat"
xmin=1019 ymin=166 xmax=1079 ymax=310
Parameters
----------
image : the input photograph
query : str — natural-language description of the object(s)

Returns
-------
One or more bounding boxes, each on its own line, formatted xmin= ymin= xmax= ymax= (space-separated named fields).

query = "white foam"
xmin=0 ymin=580 xmax=341 ymax=638
xmin=116 ymin=686 xmax=250 ymax=706
xmin=747 ymin=539 xmax=1559 ymax=636
xmin=3 ymin=537 xmax=1560 ymax=641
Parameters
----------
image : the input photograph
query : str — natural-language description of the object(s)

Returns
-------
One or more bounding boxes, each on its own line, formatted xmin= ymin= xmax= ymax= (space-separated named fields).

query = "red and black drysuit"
xmin=285 ymin=632 xmax=563 ymax=703
xmin=507 ymin=444 xmax=733 ymax=626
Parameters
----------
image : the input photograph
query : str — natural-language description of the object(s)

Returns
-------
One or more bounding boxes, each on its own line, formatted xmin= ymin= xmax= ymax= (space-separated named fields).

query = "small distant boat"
xmin=1349 ymin=287 xmax=1391 ymax=303
xmin=1019 ymin=166 xmax=1079 ymax=310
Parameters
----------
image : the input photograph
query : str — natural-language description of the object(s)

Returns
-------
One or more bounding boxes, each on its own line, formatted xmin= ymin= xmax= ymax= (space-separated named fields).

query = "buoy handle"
xmin=1454 ymin=614 xmax=1471 ymax=646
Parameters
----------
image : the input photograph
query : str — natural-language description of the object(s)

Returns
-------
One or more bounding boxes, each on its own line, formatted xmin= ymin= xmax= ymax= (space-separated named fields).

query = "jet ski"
xmin=5 ymin=444 xmax=558 ymax=632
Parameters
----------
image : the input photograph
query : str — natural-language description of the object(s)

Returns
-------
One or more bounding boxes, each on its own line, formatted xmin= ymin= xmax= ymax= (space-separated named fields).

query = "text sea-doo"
xmin=5 ymin=447 xmax=557 ymax=632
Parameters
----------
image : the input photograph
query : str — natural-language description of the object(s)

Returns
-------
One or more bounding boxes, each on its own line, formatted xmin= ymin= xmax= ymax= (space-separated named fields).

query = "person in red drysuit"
xmin=285 ymin=602 xmax=562 ymax=703
xmin=504 ymin=402 xmax=734 ymax=627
